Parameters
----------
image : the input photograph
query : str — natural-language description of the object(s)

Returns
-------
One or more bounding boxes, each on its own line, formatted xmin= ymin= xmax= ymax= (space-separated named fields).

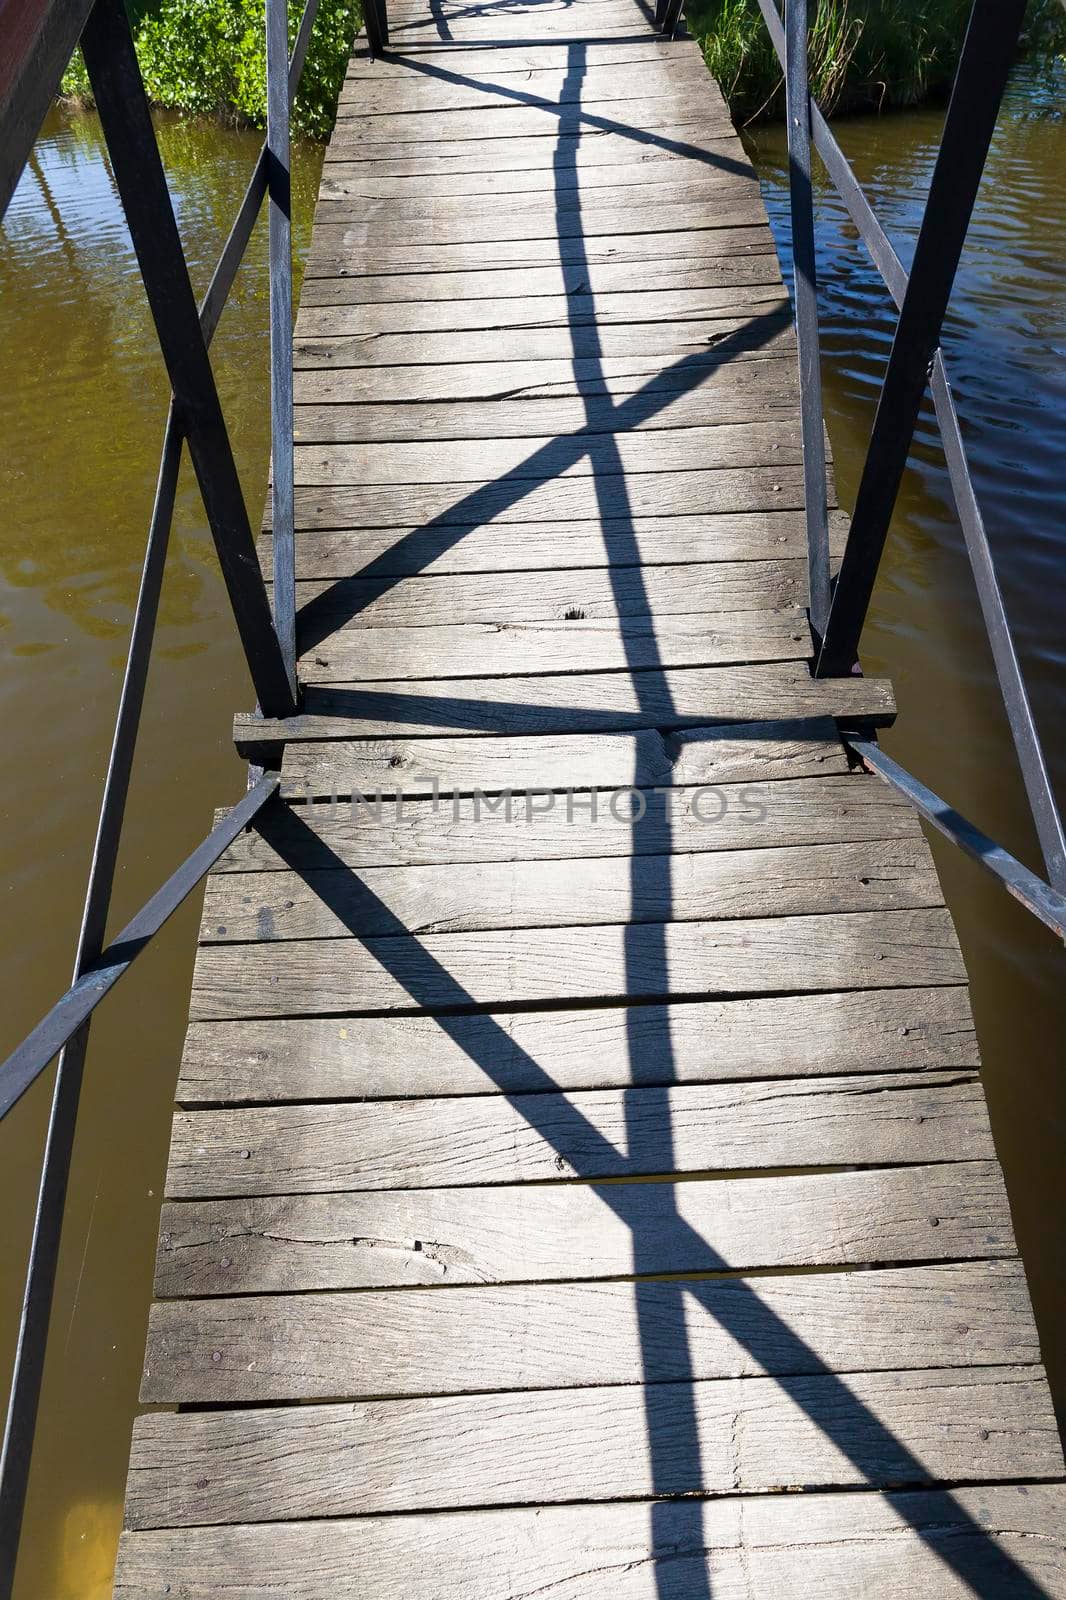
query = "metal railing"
xmin=0 ymin=0 xmax=380 ymax=1585
xmin=657 ymin=0 xmax=1066 ymax=940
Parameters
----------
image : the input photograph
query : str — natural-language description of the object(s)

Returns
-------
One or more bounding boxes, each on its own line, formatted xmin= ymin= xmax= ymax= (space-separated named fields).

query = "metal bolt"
xmin=240 ymin=1149 xmax=251 ymax=1159
xmin=211 ymin=1350 xmax=222 ymax=1362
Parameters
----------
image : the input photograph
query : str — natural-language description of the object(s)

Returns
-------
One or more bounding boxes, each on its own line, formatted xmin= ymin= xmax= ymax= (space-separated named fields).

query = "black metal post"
xmin=267 ymin=0 xmax=298 ymax=702
xmin=79 ymin=0 xmax=297 ymax=718
xmin=656 ymin=0 xmax=684 ymax=35
xmin=783 ymin=0 xmax=830 ymax=640
xmin=817 ymin=0 xmax=1028 ymax=676
xmin=365 ymin=0 xmax=390 ymax=54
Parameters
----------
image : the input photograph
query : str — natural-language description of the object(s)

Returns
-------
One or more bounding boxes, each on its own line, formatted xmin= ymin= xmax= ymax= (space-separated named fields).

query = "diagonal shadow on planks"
xmin=292 ymin=310 xmax=792 ymax=649
xmin=240 ymin=44 xmax=1055 ymax=1598
xmin=340 ymin=42 xmax=750 ymax=174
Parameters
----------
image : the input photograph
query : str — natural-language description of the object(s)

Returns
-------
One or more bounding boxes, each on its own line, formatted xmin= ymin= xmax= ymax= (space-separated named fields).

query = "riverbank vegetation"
xmin=60 ymin=0 xmax=360 ymax=138
xmin=59 ymin=0 xmax=1065 ymax=136
xmin=688 ymin=0 xmax=1066 ymax=121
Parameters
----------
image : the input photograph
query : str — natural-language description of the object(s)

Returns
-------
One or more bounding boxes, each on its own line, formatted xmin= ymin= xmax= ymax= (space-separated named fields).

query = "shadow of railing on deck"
xmin=268 ymin=32 xmax=1052 ymax=1600
xmin=293 ymin=310 xmax=791 ymax=649
xmin=347 ymin=45 xmax=751 ymax=172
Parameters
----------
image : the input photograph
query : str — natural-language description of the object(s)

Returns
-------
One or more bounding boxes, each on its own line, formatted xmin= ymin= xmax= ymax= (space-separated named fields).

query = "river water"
xmin=1 ymin=67 xmax=1064 ymax=1598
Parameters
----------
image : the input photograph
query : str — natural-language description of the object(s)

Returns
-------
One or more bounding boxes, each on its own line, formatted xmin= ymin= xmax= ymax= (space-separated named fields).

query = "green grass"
xmin=61 ymin=0 xmax=361 ymax=140
xmin=686 ymin=0 xmax=1066 ymax=121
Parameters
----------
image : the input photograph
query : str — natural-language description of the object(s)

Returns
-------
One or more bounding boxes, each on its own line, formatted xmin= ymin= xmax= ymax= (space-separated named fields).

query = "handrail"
xmin=652 ymin=0 xmax=1065 ymax=937
xmin=0 ymin=0 xmax=374 ymax=1582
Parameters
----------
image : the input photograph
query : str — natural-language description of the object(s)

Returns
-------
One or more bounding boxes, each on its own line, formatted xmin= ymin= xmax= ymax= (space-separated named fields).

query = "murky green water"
xmin=0 ymin=106 xmax=322 ymax=1599
xmin=745 ymin=62 xmax=1066 ymax=1427
xmin=1 ymin=63 xmax=1064 ymax=1599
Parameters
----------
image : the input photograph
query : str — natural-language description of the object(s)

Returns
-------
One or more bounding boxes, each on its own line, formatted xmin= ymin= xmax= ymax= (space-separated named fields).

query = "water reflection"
xmin=746 ymin=61 xmax=1066 ymax=1431
xmin=0 ymin=104 xmax=322 ymax=1598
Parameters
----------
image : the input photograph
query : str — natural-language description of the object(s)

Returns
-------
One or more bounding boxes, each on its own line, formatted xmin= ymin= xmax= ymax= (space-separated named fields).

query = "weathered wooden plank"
xmin=144 ymin=1259 xmax=1033 ymax=1400
xmin=304 ymin=227 xmax=785 ymax=279
xmin=233 ymin=665 xmax=894 ymax=748
xmin=290 ymin=386 xmax=798 ymax=444
xmin=276 ymin=725 xmax=662 ymax=791
xmin=274 ymin=719 xmax=845 ymax=789
xmin=129 ymin=1367 xmax=1060 ymax=1514
xmin=319 ymin=128 xmax=771 ymax=180
xmin=316 ymin=178 xmax=757 ymax=231
xmin=378 ymin=20 xmax=668 ymax=44
xmin=293 ymin=339 xmax=796 ymax=407
xmin=337 ymin=53 xmax=714 ymax=92
xmin=294 ymin=283 xmax=787 ymax=337
xmin=328 ymin=104 xmax=736 ymax=149
xmin=382 ymin=0 xmax=659 ymax=19
xmin=294 ymin=559 xmax=803 ymax=623
xmin=316 ymin=155 xmax=770 ymax=208
xmin=112 ymin=1485 xmax=1066 ymax=1598
xmin=216 ymin=772 xmax=917 ymax=869
xmin=176 ymin=986 xmax=978 ymax=1103
xmin=297 ymin=611 xmax=809 ymax=682
xmin=277 ymin=718 xmax=840 ymax=795
xmin=199 ymin=840 xmax=942 ymax=945
xmin=164 ymin=1069 xmax=987 ymax=1197
xmin=287 ymin=466 xmax=809 ymax=534
xmin=264 ymin=508 xmax=843 ymax=580
xmin=154 ymin=1160 xmax=1006 ymax=1296
xmin=335 ymin=60 xmax=720 ymax=116
xmin=379 ymin=14 xmax=691 ymax=44
xmin=343 ymin=40 xmax=707 ymax=78
xmin=292 ymin=422 xmax=802 ymax=487
xmin=308 ymin=195 xmax=766 ymax=249
xmin=342 ymin=42 xmax=716 ymax=84
xmin=188 ymin=908 xmax=966 ymax=1019
xmin=299 ymin=253 xmax=782 ymax=303
xmin=381 ymin=0 xmax=658 ymax=20
xmin=294 ymin=313 xmax=791 ymax=372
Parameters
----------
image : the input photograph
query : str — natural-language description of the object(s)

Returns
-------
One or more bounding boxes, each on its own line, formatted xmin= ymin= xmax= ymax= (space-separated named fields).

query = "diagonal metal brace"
xmin=79 ymin=0 xmax=297 ymax=717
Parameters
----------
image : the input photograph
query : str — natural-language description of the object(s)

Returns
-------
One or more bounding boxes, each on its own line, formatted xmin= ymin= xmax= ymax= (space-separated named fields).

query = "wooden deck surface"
xmin=113 ymin=0 xmax=1066 ymax=1592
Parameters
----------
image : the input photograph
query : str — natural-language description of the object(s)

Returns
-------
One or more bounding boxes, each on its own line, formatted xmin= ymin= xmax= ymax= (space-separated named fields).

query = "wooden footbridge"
xmin=3 ymin=0 xmax=1066 ymax=1595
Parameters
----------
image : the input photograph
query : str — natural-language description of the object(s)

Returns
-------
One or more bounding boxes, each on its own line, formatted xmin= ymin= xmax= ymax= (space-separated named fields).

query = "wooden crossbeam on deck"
xmin=112 ymin=2 xmax=1066 ymax=1594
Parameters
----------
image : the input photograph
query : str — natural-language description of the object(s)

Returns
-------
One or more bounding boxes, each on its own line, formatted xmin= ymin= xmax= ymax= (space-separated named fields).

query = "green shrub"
xmin=686 ymin=0 xmax=1066 ymax=121
xmin=61 ymin=0 xmax=360 ymax=139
